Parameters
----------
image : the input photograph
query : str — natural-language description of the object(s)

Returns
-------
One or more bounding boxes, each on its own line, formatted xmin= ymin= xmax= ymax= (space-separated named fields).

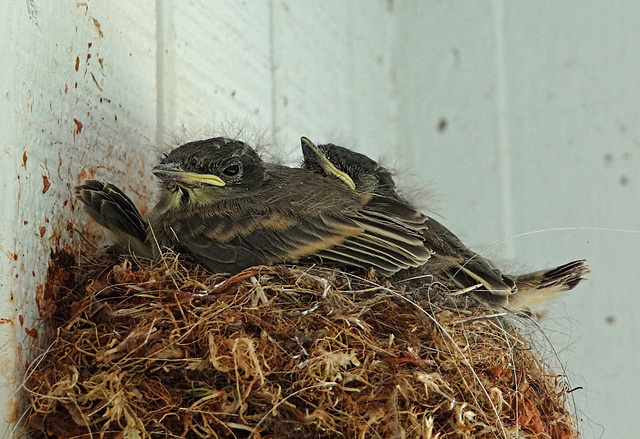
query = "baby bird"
xmin=76 ymin=137 xmax=433 ymax=275
xmin=300 ymin=136 xmax=589 ymax=311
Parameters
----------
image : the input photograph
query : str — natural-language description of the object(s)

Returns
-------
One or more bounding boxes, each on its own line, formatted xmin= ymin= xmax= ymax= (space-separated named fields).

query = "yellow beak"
xmin=300 ymin=137 xmax=356 ymax=190
xmin=152 ymin=164 xmax=226 ymax=187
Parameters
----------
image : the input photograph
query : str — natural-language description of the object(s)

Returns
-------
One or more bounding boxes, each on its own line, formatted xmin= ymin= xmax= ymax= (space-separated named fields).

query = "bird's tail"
xmin=506 ymin=259 xmax=590 ymax=311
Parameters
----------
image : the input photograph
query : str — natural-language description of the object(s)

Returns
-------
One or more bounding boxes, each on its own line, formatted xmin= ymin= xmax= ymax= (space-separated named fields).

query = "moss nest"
xmin=25 ymin=251 xmax=577 ymax=438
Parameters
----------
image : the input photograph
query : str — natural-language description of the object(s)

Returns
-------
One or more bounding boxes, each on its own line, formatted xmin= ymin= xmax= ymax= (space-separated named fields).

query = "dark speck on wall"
xmin=437 ymin=118 xmax=448 ymax=133
xmin=619 ymin=175 xmax=628 ymax=186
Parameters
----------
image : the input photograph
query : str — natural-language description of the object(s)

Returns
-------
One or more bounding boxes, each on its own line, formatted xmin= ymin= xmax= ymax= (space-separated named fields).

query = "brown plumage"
xmin=300 ymin=136 xmax=590 ymax=311
xmin=75 ymin=137 xmax=432 ymax=275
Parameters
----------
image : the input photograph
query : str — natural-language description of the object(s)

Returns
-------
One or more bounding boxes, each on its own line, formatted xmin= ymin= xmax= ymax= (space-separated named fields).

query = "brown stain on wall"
xmin=73 ymin=118 xmax=83 ymax=140
xmin=90 ymin=72 xmax=103 ymax=92
xmin=92 ymin=18 xmax=103 ymax=38
xmin=24 ymin=327 xmax=38 ymax=340
xmin=42 ymin=176 xmax=51 ymax=194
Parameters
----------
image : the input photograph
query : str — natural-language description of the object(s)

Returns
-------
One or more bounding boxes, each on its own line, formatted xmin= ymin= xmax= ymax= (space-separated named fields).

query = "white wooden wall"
xmin=1 ymin=1 xmax=637 ymax=437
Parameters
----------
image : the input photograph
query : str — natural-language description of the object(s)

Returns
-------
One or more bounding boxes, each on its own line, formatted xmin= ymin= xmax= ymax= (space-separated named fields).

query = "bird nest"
xmin=24 ymin=250 xmax=578 ymax=438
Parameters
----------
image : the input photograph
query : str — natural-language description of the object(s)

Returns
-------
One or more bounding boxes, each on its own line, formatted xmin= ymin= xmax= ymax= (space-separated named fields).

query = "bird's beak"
xmin=300 ymin=137 xmax=356 ymax=190
xmin=152 ymin=163 xmax=226 ymax=187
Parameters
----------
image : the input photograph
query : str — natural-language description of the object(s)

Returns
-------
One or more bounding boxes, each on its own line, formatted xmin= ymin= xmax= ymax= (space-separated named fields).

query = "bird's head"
xmin=153 ymin=138 xmax=266 ymax=204
xmin=300 ymin=137 xmax=396 ymax=196
xmin=300 ymin=137 xmax=356 ymax=190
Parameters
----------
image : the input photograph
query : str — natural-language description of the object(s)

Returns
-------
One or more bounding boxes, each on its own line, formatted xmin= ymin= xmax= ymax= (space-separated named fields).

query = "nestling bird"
xmin=300 ymin=136 xmax=589 ymax=311
xmin=75 ymin=137 xmax=433 ymax=275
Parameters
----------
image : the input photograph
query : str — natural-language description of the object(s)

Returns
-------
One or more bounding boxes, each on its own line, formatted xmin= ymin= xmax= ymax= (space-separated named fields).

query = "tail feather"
xmin=506 ymin=259 xmax=590 ymax=311
xmin=531 ymin=259 xmax=590 ymax=291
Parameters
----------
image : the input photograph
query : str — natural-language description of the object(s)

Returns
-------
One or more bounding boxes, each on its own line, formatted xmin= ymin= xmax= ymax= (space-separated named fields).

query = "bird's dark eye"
xmin=222 ymin=164 xmax=240 ymax=176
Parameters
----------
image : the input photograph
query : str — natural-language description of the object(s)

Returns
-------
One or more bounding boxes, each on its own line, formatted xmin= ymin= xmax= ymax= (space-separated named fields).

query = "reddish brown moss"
xmin=25 ymin=252 xmax=577 ymax=438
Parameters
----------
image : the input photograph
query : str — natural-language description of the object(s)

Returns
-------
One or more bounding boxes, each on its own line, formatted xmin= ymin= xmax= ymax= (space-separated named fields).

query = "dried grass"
xmin=24 ymin=251 xmax=577 ymax=438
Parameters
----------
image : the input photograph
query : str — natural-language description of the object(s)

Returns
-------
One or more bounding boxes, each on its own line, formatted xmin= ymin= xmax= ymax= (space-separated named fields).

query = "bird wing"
xmin=418 ymin=217 xmax=515 ymax=296
xmin=317 ymin=194 xmax=433 ymax=275
xmin=168 ymin=208 xmax=362 ymax=274
xmin=75 ymin=180 xmax=152 ymax=258
xmin=167 ymin=193 xmax=432 ymax=275
xmin=75 ymin=180 xmax=148 ymax=242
